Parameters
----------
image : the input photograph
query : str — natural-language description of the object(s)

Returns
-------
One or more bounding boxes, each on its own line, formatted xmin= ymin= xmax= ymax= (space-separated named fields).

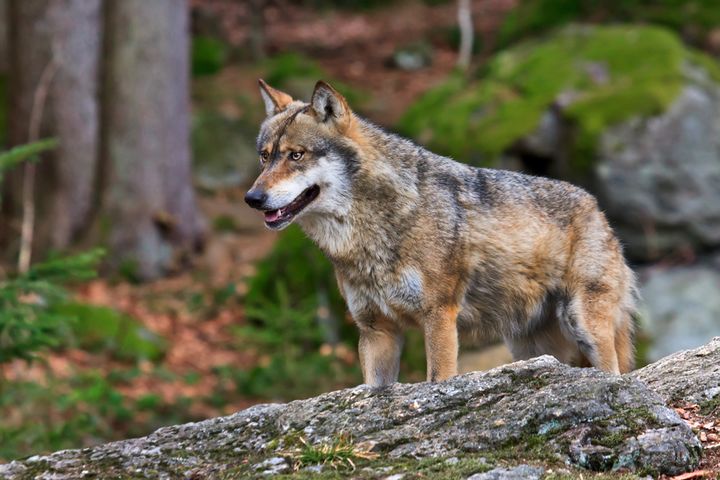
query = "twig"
xmin=18 ymin=54 xmax=58 ymax=273
xmin=668 ymin=470 xmax=713 ymax=480
xmin=456 ymin=0 xmax=474 ymax=71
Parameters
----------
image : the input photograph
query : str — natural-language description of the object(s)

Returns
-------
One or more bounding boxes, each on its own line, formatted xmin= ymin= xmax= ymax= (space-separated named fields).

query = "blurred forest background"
xmin=2 ymin=0 xmax=720 ymax=462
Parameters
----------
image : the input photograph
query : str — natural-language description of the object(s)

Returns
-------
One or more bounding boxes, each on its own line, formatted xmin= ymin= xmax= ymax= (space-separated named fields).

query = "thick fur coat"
xmin=245 ymin=80 xmax=637 ymax=386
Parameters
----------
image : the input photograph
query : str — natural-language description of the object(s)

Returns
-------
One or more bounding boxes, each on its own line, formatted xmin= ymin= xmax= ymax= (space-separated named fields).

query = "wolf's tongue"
xmin=264 ymin=209 xmax=281 ymax=222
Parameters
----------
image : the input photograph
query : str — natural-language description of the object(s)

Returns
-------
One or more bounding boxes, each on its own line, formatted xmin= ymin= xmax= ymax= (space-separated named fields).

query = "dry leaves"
xmin=667 ymin=403 xmax=720 ymax=479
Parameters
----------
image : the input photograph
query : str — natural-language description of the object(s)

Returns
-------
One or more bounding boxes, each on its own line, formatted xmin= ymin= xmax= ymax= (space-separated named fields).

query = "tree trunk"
xmin=3 ymin=0 xmax=101 ymax=258
xmin=456 ymin=0 xmax=474 ymax=71
xmin=102 ymin=0 xmax=204 ymax=280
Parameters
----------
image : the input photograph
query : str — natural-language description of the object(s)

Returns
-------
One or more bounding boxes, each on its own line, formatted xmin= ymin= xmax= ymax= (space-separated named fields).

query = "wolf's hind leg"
xmin=504 ymin=313 xmax=583 ymax=366
xmin=358 ymin=322 xmax=404 ymax=387
xmin=560 ymin=292 xmax=621 ymax=374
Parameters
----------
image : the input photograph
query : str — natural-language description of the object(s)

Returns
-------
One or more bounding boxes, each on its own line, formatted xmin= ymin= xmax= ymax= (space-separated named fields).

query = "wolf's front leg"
xmin=423 ymin=306 xmax=459 ymax=382
xmin=358 ymin=324 xmax=404 ymax=387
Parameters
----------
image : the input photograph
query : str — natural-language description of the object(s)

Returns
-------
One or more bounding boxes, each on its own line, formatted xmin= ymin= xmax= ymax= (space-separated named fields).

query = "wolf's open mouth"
xmin=263 ymin=185 xmax=320 ymax=228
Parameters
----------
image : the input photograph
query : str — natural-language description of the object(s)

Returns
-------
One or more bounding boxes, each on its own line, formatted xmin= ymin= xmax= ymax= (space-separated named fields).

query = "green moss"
xmin=399 ymin=25 xmax=712 ymax=170
xmin=498 ymin=0 xmax=720 ymax=50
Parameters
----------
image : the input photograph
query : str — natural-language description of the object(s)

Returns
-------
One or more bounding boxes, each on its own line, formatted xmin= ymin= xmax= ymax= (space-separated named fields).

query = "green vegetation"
xmin=0 ymin=370 xmax=197 ymax=461
xmin=263 ymin=52 xmax=367 ymax=107
xmin=499 ymin=0 xmax=720 ymax=49
xmin=192 ymin=36 xmax=228 ymax=77
xmin=232 ymin=225 xmax=360 ymax=399
xmin=399 ymin=25 xmax=711 ymax=169
xmin=280 ymin=433 xmax=378 ymax=471
xmin=51 ymin=303 xmax=166 ymax=362
xmin=0 ymin=141 xmax=174 ymax=460
xmin=0 ymin=140 xmax=101 ymax=365
xmin=0 ymin=250 xmax=104 ymax=364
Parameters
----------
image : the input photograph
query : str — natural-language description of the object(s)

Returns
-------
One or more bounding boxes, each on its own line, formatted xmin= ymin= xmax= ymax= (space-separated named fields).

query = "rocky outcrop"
xmin=594 ymin=73 xmax=720 ymax=261
xmin=632 ymin=336 xmax=720 ymax=406
xmin=3 ymin=349 xmax=715 ymax=479
xmin=638 ymin=260 xmax=720 ymax=362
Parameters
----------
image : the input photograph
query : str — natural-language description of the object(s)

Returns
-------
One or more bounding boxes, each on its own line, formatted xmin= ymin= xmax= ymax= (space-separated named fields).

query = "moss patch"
xmin=398 ymin=25 xmax=715 ymax=169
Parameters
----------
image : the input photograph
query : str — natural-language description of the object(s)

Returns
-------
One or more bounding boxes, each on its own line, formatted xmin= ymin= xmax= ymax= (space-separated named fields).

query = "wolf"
xmin=245 ymin=79 xmax=637 ymax=387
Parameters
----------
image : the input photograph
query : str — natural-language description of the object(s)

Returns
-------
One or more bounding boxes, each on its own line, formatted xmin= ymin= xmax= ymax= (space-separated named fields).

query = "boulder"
xmin=638 ymin=259 xmax=720 ymax=362
xmin=595 ymin=74 xmax=720 ymax=260
xmin=0 ymin=356 xmax=702 ymax=479
xmin=632 ymin=336 xmax=720 ymax=407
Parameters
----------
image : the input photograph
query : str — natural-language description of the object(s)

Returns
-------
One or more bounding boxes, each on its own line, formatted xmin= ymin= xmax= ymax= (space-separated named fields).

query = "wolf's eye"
xmin=290 ymin=151 xmax=304 ymax=161
xmin=260 ymin=151 xmax=269 ymax=163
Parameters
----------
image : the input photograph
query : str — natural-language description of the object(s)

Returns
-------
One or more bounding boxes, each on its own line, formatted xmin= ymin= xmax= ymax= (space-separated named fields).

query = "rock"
xmin=399 ymin=25 xmax=720 ymax=261
xmin=191 ymin=110 xmax=260 ymax=190
xmin=632 ymin=337 xmax=720 ymax=406
xmin=467 ymin=464 xmax=544 ymax=480
xmin=391 ymin=42 xmax=433 ymax=71
xmin=0 ymin=356 xmax=702 ymax=479
xmin=254 ymin=456 xmax=289 ymax=475
xmin=595 ymin=77 xmax=720 ymax=260
xmin=638 ymin=260 xmax=720 ymax=362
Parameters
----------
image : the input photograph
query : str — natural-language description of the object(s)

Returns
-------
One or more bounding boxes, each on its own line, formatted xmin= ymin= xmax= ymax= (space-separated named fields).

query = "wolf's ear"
xmin=310 ymin=81 xmax=351 ymax=131
xmin=258 ymin=79 xmax=293 ymax=116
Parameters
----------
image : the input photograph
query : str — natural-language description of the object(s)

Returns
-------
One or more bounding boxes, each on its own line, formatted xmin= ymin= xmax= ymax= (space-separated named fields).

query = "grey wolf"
xmin=245 ymin=79 xmax=637 ymax=386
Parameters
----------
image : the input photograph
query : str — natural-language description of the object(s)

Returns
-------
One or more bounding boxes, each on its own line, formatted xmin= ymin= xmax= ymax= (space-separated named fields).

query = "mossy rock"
xmin=51 ymin=303 xmax=166 ymax=362
xmin=398 ymin=24 xmax=718 ymax=170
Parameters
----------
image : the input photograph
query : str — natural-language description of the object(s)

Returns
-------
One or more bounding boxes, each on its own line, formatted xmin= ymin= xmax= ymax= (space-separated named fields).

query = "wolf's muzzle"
xmin=244 ymin=188 xmax=268 ymax=210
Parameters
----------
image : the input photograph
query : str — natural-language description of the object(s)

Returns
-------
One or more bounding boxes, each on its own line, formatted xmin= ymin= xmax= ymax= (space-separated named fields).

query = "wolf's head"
xmin=245 ymin=79 xmax=360 ymax=231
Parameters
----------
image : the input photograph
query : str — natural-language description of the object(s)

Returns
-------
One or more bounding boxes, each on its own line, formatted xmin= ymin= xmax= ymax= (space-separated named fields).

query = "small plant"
xmin=191 ymin=36 xmax=228 ymax=77
xmin=0 ymin=249 xmax=104 ymax=364
xmin=280 ymin=433 xmax=377 ymax=471
xmin=234 ymin=225 xmax=362 ymax=399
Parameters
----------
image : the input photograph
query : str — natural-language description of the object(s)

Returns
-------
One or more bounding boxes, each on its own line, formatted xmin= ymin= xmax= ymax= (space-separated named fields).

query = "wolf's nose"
xmin=244 ymin=189 xmax=267 ymax=209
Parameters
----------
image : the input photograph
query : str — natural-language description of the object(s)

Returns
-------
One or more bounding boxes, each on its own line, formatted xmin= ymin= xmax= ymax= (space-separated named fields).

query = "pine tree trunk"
xmin=102 ymin=0 xmax=204 ymax=280
xmin=3 ymin=0 xmax=101 ymax=256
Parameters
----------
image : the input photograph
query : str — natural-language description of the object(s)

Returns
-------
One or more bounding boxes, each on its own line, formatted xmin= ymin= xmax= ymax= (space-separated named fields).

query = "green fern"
xmin=0 ymin=140 xmax=105 ymax=365
xmin=0 ymin=138 xmax=57 ymax=181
